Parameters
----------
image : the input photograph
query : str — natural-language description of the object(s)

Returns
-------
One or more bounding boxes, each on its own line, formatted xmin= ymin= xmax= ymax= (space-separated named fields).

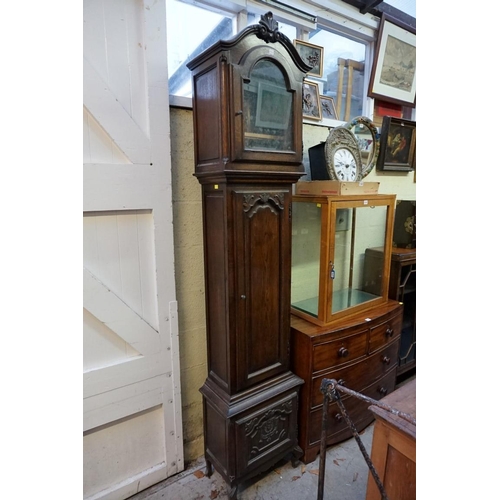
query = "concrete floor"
xmin=130 ymin=375 xmax=414 ymax=500
xmin=130 ymin=423 xmax=375 ymax=500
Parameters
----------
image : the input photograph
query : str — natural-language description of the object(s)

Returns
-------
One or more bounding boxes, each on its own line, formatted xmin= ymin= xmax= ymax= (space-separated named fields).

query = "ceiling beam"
xmin=340 ymin=1 xmax=416 ymax=30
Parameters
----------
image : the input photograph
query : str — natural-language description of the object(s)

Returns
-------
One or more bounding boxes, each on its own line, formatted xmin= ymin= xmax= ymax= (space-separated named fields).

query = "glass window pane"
xmin=167 ymin=0 xmax=235 ymax=97
xmin=308 ymin=29 xmax=367 ymax=122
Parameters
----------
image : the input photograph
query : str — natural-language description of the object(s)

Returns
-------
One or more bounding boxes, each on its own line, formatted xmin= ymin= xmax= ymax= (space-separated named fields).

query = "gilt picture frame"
xmin=376 ymin=116 xmax=416 ymax=172
xmin=320 ymin=95 xmax=338 ymax=120
xmin=368 ymin=14 xmax=416 ymax=107
xmin=302 ymin=81 xmax=322 ymax=121
xmin=294 ymin=39 xmax=324 ymax=78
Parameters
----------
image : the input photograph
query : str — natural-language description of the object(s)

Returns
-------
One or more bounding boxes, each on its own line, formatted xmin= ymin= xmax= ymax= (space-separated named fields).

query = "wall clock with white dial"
xmin=324 ymin=127 xmax=363 ymax=182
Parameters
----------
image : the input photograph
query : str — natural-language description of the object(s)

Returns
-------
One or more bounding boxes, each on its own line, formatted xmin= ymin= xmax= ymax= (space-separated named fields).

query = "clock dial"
xmin=324 ymin=126 xmax=362 ymax=182
xmin=334 ymin=148 xmax=358 ymax=181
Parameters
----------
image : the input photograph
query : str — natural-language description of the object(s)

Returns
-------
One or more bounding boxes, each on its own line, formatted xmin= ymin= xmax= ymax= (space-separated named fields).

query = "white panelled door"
xmin=83 ymin=1 xmax=183 ymax=499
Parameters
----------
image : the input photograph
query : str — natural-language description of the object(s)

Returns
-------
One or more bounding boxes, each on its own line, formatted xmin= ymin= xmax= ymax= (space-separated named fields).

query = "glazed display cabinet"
xmin=291 ymin=193 xmax=396 ymax=326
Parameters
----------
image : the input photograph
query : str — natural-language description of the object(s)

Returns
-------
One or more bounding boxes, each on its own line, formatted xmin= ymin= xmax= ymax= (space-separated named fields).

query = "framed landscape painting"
xmin=368 ymin=14 xmax=416 ymax=107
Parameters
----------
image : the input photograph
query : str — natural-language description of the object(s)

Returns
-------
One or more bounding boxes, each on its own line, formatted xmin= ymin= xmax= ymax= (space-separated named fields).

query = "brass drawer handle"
xmin=337 ymin=379 xmax=346 ymax=386
xmin=338 ymin=347 xmax=349 ymax=358
xmin=385 ymin=327 xmax=394 ymax=338
xmin=335 ymin=413 xmax=343 ymax=422
xmin=378 ymin=387 xmax=388 ymax=396
xmin=382 ymin=356 xmax=391 ymax=365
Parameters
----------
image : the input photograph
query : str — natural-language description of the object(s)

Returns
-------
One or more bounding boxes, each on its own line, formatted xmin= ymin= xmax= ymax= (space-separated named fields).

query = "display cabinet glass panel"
xmin=291 ymin=194 xmax=396 ymax=326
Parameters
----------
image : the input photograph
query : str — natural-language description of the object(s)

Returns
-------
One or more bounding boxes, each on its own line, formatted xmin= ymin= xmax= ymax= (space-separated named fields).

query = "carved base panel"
xmin=200 ymin=372 xmax=303 ymax=498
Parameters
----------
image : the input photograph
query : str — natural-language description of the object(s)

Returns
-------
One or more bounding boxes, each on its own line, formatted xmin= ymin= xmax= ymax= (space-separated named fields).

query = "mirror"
xmin=344 ymin=116 xmax=380 ymax=178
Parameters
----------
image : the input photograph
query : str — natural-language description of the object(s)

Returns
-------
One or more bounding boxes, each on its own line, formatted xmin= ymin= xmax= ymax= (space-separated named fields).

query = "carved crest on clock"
xmin=243 ymin=193 xmax=285 ymax=218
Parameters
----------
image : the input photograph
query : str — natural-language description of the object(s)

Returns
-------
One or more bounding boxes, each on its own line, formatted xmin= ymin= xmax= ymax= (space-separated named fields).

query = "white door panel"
xmin=83 ymin=0 xmax=183 ymax=498
xmin=83 ymin=58 xmax=150 ymax=165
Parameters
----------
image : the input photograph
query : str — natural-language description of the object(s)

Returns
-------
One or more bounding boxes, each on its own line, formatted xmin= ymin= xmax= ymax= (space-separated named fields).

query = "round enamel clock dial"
xmin=333 ymin=148 xmax=358 ymax=181
xmin=325 ymin=127 xmax=362 ymax=182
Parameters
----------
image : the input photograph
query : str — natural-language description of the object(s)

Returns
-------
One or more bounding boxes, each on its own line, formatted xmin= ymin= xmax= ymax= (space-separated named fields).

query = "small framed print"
xmin=294 ymin=39 xmax=324 ymax=78
xmin=302 ymin=81 xmax=322 ymax=121
xmin=377 ymin=116 xmax=416 ymax=171
xmin=320 ymin=95 xmax=338 ymax=120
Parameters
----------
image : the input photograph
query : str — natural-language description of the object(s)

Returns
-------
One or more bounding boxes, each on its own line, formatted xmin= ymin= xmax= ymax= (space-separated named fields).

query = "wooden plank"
xmin=83 ymin=352 xmax=166 ymax=400
xmin=124 ymin=0 xmax=149 ymax=131
xmin=116 ymin=213 xmax=148 ymax=323
xmin=83 ymin=267 xmax=160 ymax=356
xmin=85 ymin=462 xmax=167 ymax=500
xmin=136 ymin=211 xmax=158 ymax=327
xmin=86 ymin=110 xmax=115 ymax=164
xmin=83 ymin=374 xmax=167 ymax=431
xmin=83 ymin=164 xmax=157 ymax=211
xmin=83 ymin=57 xmax=151 ymax=164
xmin=84 ymin=108 xmax=131 ymax=164
xmin=84 ymin=463 xmax=167 ymax=500
xmin=83 ymin=212 xmax=155 ymax=322
xmin=103 ymin=0 xmax=132 ymax=116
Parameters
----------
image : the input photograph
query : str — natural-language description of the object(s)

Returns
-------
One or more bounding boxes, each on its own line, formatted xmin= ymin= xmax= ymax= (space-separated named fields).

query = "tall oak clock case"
xmin=187 ymin=12 xmax=311 ymax=499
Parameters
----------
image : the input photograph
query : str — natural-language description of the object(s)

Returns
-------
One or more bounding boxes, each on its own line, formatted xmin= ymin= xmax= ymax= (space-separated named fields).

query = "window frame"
xmin=167 ymin=0 xmax=409 ymax=122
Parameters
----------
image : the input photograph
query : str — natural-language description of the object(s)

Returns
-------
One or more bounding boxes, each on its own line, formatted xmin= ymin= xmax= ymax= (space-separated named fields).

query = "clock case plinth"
xmin=187 ymin=12 xmax=310 ymax=498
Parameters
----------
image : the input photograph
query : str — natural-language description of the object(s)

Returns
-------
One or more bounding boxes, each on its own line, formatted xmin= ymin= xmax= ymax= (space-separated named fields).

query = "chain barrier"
xmin=316 ymin=378 xmax=416 ymax=500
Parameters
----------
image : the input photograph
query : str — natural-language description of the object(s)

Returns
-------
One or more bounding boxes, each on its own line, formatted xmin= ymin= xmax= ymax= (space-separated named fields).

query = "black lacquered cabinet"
xmin=364 ymin=247 xmax=416 ymax=377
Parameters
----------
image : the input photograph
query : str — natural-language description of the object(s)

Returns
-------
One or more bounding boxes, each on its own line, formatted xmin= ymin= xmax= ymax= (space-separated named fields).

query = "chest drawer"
xmin=312 ymin=329 xmax=368 ymax=373
xmin=368 ymin=311 xmax=403 ymax=353
xmin=310 ymin=340 xmax=399 ymax=409
xmin=307 ymin=367 xmax=397 ymax=446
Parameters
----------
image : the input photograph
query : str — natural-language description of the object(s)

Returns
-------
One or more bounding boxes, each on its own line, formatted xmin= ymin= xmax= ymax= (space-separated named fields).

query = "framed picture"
xmin=377 ymin=116 xmax=416 ymax=171
xmin=255 ymin=81 xmax=292 ymax=130
xmin=294 ymin=39 xmax=324 ymax=78
xmin=320 ymin=95 xmax=338 ymax=120
xmin=302 ymin=81 xmax=322 ymax=121
xmin=368 ymin=14 xmax=416 ymax=107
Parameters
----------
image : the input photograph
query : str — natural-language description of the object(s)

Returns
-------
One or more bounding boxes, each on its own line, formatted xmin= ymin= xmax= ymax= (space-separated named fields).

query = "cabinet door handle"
xmin=382 ymin=356 xmax=391 ymax=365
xmin=335 ymin=413 xmax=343 ymax=422
xmin=378 ymin=387 xmax=388 ymax=396
xmin=385 ymin=327 xmax=394 ymax=338
xmin=338 ymin=347 xmax=349 ymax=358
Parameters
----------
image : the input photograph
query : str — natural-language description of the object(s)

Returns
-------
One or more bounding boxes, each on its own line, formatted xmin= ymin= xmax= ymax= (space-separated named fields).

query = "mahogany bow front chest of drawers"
xmin=291 ymin=300 xmax=403 ymax=464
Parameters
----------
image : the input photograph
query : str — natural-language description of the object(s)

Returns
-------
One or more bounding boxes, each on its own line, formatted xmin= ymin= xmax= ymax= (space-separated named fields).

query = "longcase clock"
xmin=187 ymin=12 xmax=311 ymax=499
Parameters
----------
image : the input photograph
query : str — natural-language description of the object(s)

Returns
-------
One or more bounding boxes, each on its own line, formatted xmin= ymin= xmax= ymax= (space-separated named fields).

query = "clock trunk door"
xmin=232 ymin=187 xmax=291 ymax=391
